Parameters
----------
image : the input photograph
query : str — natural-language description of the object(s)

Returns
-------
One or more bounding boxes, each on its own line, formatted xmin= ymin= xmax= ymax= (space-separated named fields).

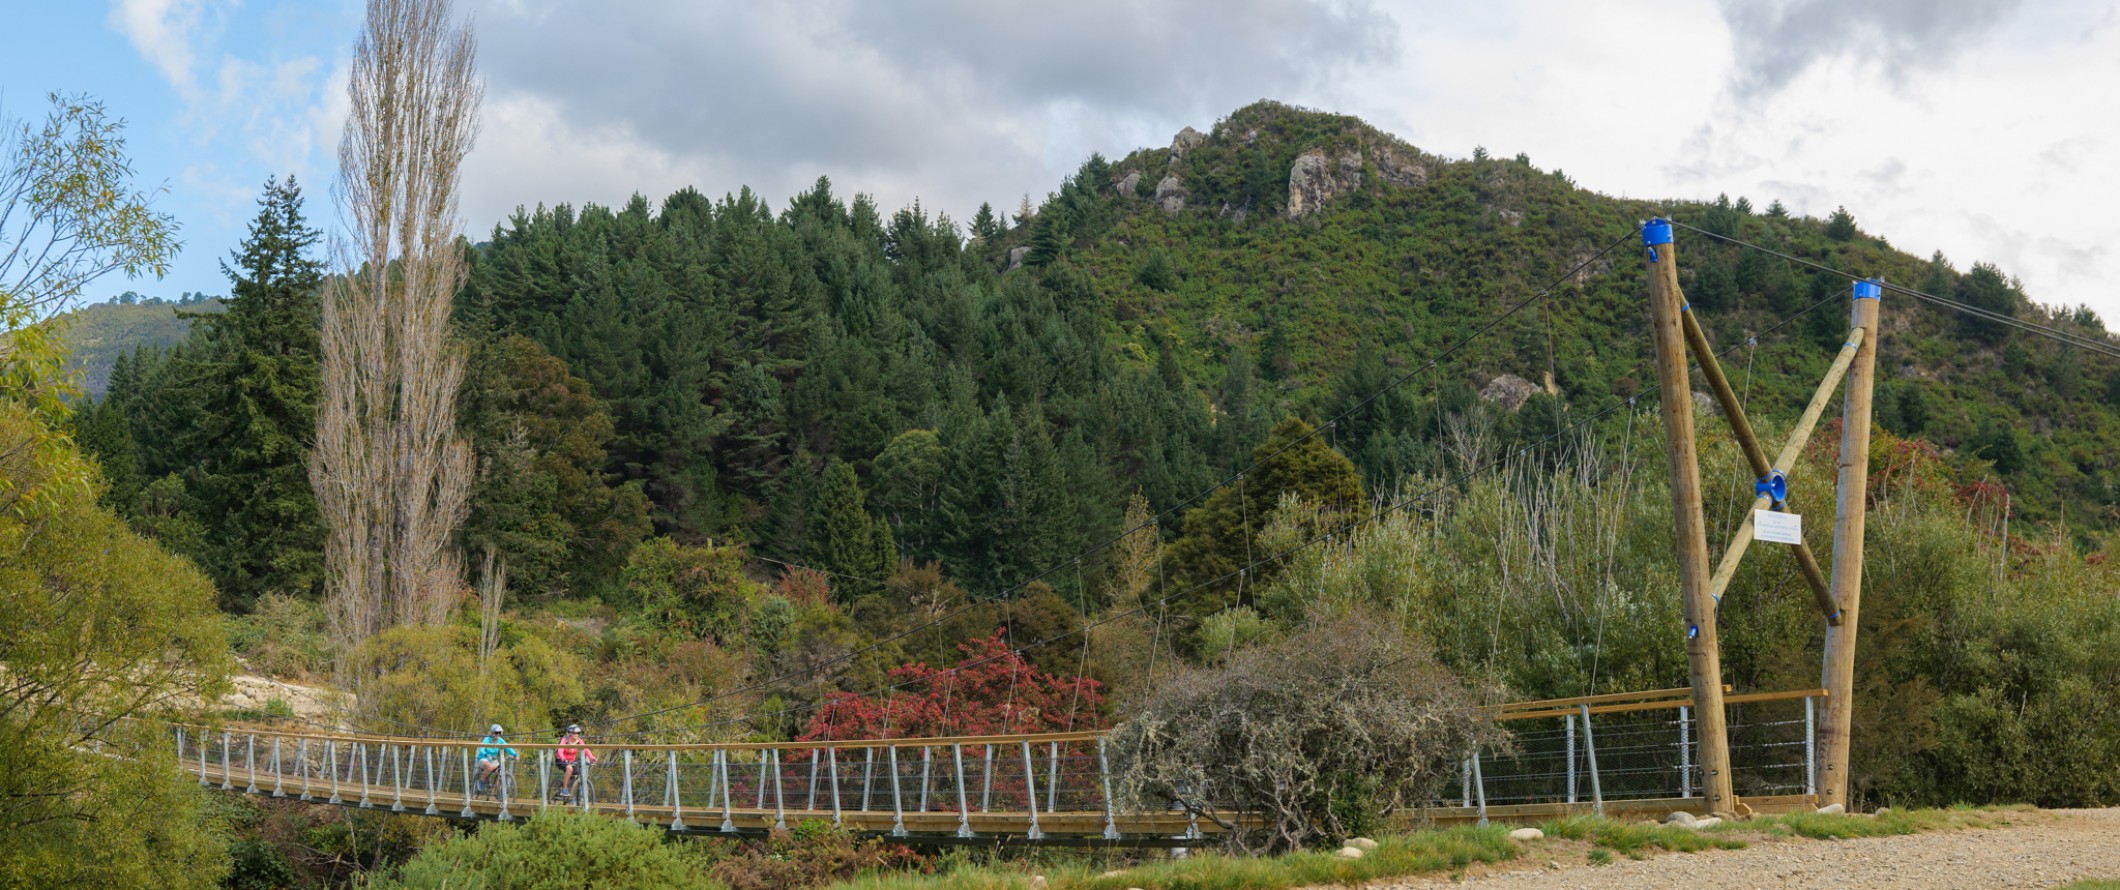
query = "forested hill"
xmin=453 ymin=99 xmax=2116 ymax=600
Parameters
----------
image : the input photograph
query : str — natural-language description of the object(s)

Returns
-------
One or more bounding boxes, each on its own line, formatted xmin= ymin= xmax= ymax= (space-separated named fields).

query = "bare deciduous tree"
xmin=314 ymin=0 xmax=481 ymax=655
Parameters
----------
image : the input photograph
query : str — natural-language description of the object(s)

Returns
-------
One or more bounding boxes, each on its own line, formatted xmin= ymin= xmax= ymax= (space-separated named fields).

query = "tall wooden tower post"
xmin=1819 ymin=279 xmax=1882 ymax=807
xmin=1642 ymin=219 xmax=1737 ymax=816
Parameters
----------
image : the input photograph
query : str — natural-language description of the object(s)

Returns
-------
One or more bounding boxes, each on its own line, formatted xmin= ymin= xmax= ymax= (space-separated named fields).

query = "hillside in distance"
xmin=999 ymin=101 xmax=2117 ymax=525
xmin=463 ymin=100 xmax=2119 ymax=601
xmin=50 ymin=298 xmax=223 ymax=397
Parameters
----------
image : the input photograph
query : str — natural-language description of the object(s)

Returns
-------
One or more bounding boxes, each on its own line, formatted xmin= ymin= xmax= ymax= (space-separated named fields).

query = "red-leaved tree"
xmin=800 ymin=629 xmax=1105 ymax=742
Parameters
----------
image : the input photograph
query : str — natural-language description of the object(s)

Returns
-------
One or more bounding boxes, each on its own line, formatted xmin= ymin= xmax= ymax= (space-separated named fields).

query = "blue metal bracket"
xmin=1754 ymin=468 xmax=1788 ymax=507
xmin=1854 ymin=279 xmax=1882 ymax=301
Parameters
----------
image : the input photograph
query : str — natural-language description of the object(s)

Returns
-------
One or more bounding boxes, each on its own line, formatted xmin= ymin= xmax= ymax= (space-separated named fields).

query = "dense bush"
xmin=708 ymin=821 xmax=924 ymax=890
xmin=348 ymin=623 xmax=587 ymax=735
xmin=1109 ymin=612 xmax=1499 ymax=850
xmin=372 ymin=811 xmax=718 ymax=890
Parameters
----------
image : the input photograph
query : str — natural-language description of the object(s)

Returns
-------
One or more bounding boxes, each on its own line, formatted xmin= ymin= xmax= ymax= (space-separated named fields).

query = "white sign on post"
xmin=1754 ymin=509 xmax=1803 ymax=545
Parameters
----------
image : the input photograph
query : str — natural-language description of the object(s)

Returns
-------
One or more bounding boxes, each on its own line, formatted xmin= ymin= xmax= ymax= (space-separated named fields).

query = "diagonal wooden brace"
xmin=1703 ymin=328 xmax=1867 ymax=623
xmin=1678 ymin=304 xmax=1841 ymax=619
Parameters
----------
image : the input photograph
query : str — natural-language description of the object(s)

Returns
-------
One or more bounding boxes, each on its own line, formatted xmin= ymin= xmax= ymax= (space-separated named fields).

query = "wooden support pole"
xmin=1819 ymin=279 xmax=1882 ymax=808
xmin=1642 ymin=219 xmax=1736 ymax=817
xmin=1678 ymin=308 xmax=1834 ymax=608
xmin=1707 ymin=329 xmax=1867 ymax=617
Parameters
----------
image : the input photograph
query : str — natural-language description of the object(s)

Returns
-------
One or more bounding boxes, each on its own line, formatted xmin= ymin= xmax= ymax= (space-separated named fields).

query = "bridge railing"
xmin=1443 ymin=687 xmax=1824 ymax=819
xmin=172 ymin=725 xmax=1186 ymax=840
xmin=172 ymin=687 xmax=1827 ymax=836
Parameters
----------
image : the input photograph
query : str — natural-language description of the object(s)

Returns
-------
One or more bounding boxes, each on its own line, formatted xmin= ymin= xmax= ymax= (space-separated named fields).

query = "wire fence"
xmin=1441 ymin=691 xmax=1820 ymax=817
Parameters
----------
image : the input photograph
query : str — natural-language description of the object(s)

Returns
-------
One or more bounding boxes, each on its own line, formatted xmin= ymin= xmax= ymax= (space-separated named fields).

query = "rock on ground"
xmin=1508 ymin=827 xmax=1544 ymax=842
xmin=1353 ymin=808 xmax=2120 ymax=890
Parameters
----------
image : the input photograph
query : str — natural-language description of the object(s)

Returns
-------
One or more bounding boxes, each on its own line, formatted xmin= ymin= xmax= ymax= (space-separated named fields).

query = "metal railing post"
xmin=668 ymin=750 xmax=685 ymax=831
xmin=623 ymin=748 xmax=635 ymax=819
xmin=539 ymin=751 xmax=550 ymax=814
xmin=357 ymin=743 xmax=372 ymax=808
xmin=1459 ymin=758 xmax=1469 ymax=806
xmin=827 ymin=747 xmax=843 ymax=825
xmin=917 ymin=746 xmax=932 ymax=813
xmin=1098 ymin=737 xmax=1120 ymax=840
xmin=861 ymin=748 xmax=875 ymax=812
xmin=1681 ymin=705 xmax=1693 ymax=800
xmin=752 ymin=750 xmax=767 ymax=812
xmin=1806 ymin=694 xmax=1819 ymax=798
xmin=952 ymin=743 xmax=973 ymax=838
xmin=271 ymin=737 xmax=284 ymax=797
xmin=1020 ymin=740 xmax=1042 ymax=840
xmin=299 ymin=738 xmax=312 ymax=800
xmin=807 ymin=751 xmax=820 ymax=811
xmin=392 ymin=745 xmax=407 ymax=812
xmin=245 ymin=734 xmax=258 ymax=793
xmin=460 ymin=748 xmax=475 ymax=818
xmin=770 ymin=748 xmax=787 ymax=830
xmin=1566 ymin=713 xmax=1578 ymax=804
xmin=498 ymin=746 xmax=514 ymax=821
xmin=1580 ymin=703 xmax=1604 ymax=816
xmin=199 ymin=729 xmax=210 ymax=787
xmin=1471 ymin=750 xmax=1488 ymax=826
xmin=887 ymin=744 xmax=907 ymax=837
xmin=1046 ymin=741 xmax=1060 ymax=814
xmin=718 ymin=750 xmax=736 ymax=833
xmin=221 ymin=731 xmax=234 ymax=790
xmin=327 ymin=740 xmax=340 ymax=804
xmin=426 ymin=747 xmax=440 ymax=815
xmin=980 ymin=745 xmax=994 ymax=812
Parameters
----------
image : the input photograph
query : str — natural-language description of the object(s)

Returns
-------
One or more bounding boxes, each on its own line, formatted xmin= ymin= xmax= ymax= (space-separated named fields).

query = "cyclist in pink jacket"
xmin=555 ymin=724 xmax=597 ymax=803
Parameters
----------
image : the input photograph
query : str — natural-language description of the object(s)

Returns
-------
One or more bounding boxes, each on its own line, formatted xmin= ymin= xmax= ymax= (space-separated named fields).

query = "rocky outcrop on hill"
xmin=1288 ymin=150 xmax=1363 ymax=219
xmin=1155 ymin=175 xmax=1188 ymax=213
xmin=1480 ymin=374 xmax=1540 ymax=411
xmin=1169 ymin=126 xmax=1207 ymax=163
xmin=1113 ymin=170 xmax=1141 ymax=197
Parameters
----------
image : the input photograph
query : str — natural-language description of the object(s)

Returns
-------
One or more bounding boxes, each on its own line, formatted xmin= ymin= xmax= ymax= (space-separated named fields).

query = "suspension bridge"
xmin=176 ymin=686 xmax=1829 ymax=843
xmin=165 ymin=217 xmax=2107 ymax=843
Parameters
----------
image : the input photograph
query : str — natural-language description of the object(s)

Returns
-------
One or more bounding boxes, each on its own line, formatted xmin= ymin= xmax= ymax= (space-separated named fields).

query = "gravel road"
xmin=1368 ymin=809 xmax=2120 ymax=890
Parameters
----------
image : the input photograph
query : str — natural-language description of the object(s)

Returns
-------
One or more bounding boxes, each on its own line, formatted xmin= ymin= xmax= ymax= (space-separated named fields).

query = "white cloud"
xmin=106 ymin=0 xmax=345 ymax=227
xmin=107 ymin=0 xmax=214 ymax=101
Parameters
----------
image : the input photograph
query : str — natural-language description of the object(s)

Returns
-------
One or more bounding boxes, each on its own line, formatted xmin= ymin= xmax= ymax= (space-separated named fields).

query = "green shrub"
xmin=226 ymin=592 xmax=333 ymax=678
xmin=372 ymin=811 xmax=719 ymax=890
xmin=710 ymin=821 xmax=925 ymax=890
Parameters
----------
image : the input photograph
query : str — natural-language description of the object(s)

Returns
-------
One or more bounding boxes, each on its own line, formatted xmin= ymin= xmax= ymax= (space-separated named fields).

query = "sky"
xmin=4 ymin=0 xmax=2116 ymax=319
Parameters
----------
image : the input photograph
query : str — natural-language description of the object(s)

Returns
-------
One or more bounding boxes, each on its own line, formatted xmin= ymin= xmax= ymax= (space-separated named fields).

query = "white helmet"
xmin=489 ymin=724 xmax=504 ymax=734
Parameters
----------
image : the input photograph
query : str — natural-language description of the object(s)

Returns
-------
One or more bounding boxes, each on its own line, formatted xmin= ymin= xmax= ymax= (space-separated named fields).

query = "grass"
xmin=1538 ymin=814 xmax=1747 ymax=859
xmin=824 ymin=807 xmax=2025 ymax=890
xmin=1744 ymin=804 xmax=2026 ymax=840
xmin=825 ymin=825 xmax=1518 ymax=890
xmin=2055 ymin=882 xmax=2120 ymax=890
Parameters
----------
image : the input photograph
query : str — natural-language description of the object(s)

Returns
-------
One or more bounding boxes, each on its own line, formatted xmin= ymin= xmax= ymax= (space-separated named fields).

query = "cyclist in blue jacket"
xmin=473 ymin=724 xmax=519 ymax=797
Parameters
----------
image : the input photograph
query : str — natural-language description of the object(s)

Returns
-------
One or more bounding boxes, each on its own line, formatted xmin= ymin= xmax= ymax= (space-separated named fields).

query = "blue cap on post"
xmin=1643 ymin=218 xmax=1673 ymax=246
xmin=1854 ymin=279 xmax=1882 ymax=301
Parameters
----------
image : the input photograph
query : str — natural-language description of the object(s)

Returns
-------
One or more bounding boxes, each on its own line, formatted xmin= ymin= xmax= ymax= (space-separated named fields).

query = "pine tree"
xmin=970 ymin=202 xmax=1001 ymax=243
xmin=803 ymin=458 xmax=890 ymax=599
xmin=1958 ymin=262 xmax=2019 ymax=344
xmin=177 ymin=176 xmax=328 ymax=609
xmin=1161 ymin=417 xmax=1364 ymax=639
xmin=1825 ymin=206 xmax=1858 ymax=241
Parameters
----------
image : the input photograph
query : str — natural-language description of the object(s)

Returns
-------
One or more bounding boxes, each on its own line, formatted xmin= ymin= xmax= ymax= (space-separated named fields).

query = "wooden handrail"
xmin=174 ymin=723 xmax=1112 ymax=752
xmin=1502 ymin=687 xmax=1825 ymax=722
xmin=1496 ymin=685 xmax=1724 ymax=713
xmin=182 ymin=687 xmax=1829 ymax=745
